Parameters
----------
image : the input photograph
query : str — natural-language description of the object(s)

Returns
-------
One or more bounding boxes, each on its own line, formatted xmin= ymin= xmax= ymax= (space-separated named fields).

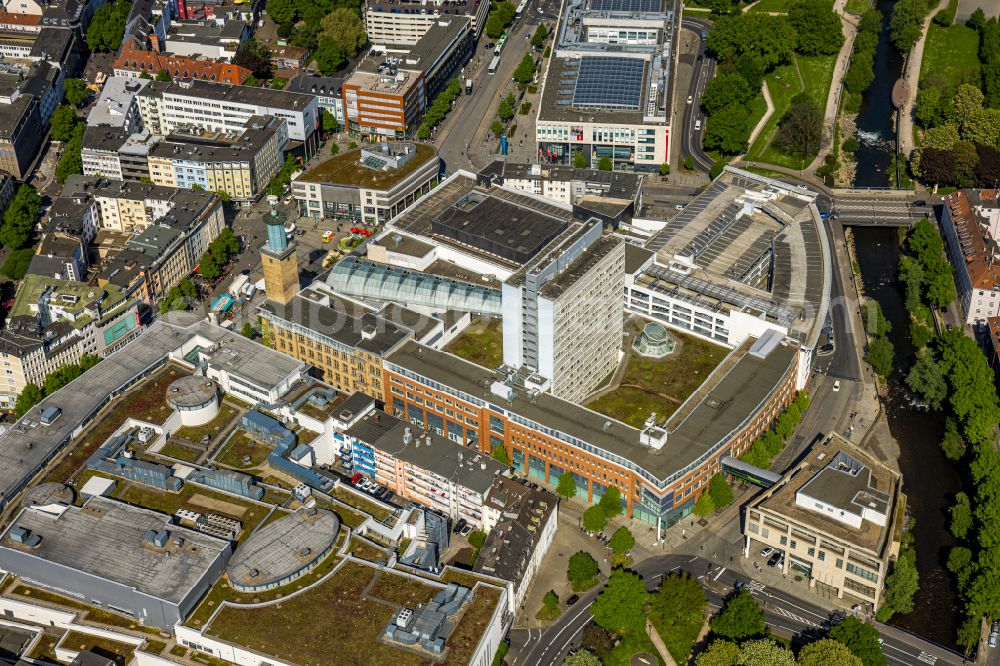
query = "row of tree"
xmin=266 ymin=0 xmax=366 ymax=75
xmin=739 ymin=390 xmax=812 ymax=468
xmin=701 ymin=1 xmax=841 ymax=156
xmin=86 ymin=0 xmax=130 ymax=53
xmin=889 ymin=0 xmax=932 ymax=52
xmin=976 ymin=12 xmax=1000 ymax=107
xmin=485 ymin=1 xmax=517 ymax=39
xmin=196 ymin=228 xmax=241 ymax=283
xmin=863 ymin=298 xmax=894 ymax=377
xmin=14 ymin=354 xmax=101 ymax=418
xmin=693 ymin=473 xmax=735 ymax=517
xmin=417 ymin=78 xmax=464 ymax=140
xmin=843 ymin=10 xmax=883 ymax=110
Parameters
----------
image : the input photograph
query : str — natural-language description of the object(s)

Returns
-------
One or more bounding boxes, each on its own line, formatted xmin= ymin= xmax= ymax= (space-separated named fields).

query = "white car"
xmin=832 ymin=380 xmax=841 ymax=392
xmin=760 ymin=546 xmax=775 ymax=558
xmin=687 ymin=95 xmax=693 ymax=104
xmin=694 ymin=119 xmax=702 ymax=131
xmin=537 ymin=6 xmax=543 ymax=11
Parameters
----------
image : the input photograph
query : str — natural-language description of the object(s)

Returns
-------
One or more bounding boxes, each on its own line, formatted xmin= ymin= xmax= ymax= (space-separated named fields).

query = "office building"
xmin=364 ymin=0 xmax=489 ymax=46
xmin=0 ymin=92 xmax=41 ymax=179
xmin=0 ymin=496 xmax=232 ymax=629
xmin=291 ymin=142 xmax=439 ymax=225
xmin=939 ymin=189 xmax=1000 ymax=325
xmin=286 ymin=74 xmax=345 ymax=123
xmin=160 ymin=18 xmax=247 ymax=59
xmin=535 ymin=0 xmax=678 ymax=170
xmin=82 ymin=126 xmax=159 ymax=181
xmin=87 ymin=76 xmax=150 ymax=133
xmin=386 ymin=15 xmax=472 ymax=99
xmin=478 ymin=160 xmax=643 ymax=227
xmin=137 ymin=78 xmax=320 ymax=157
xmin=343 ymin=407 xmax=508 ymax=526
xmin=147 ymin=115 xmax=286 ymax=203
xmin=342 ymin=59 xmax=425 ymax=140
xmin=61 ymin=175 xmax=200 ymax=232
xmin=742 ymin=433 xmax=904 ymax=610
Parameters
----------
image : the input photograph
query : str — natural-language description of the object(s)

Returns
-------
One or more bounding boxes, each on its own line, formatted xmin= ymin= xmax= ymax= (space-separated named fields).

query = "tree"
xmin=598 ymin=156 xmax=613 ymax=171
xmin=243 ymin=74 xmax=260 ymax=88
xmin=498 ymin=96 xmax=515 ymax=122
xmin=1 ymin=184 xmax=41 ymax=250
xmin=491 ymin=444 xmax=510 ymax=465
xmin=63 ymin=78 xmax=88 ymax=107
xmin=701 ymin=73 xmax=755 ymax=116
xmin=267 ymin=0 xmax=297 ymax=24
xmin=590 ymin=568 xmax=648 ymax=635
xmin=55 ymin=122 xmax=85 ymax=183
xmin=708 ymin=473 xmax=734 ymax=509
xmin=485 ymin=1 xmax=516 ymax=38
xmin=950 ymin=492 xmax=973 ymax=539
xmin=556 ymin=471 xmax=577 ymax=498
xmin=321 ymin=7 xmax=367 ymax=58
xmin=660 ymin=162 xmax=670 ymax=176
xmin=696 ymin=640 xmax=740 ymax=666
xmin=797 ymin=639 xmax=864 ymax=666
xmin=947 ymin=546 xmax=975 ymax=592
xmin=14 ymin=384 xmax=44 ymax=418
xmin=1 ymin=248 xmax=34 ymax=280
xmin=709 ymin=589 xmax=766 ymax=641
xmin=490 ymin=120 xmax=504 ymax=137
xmin=155 ymin=69 xmax=171 ymax=82
xmin=703 ymin=102 xmax=751 ymax=154
xmin=531 ymin=22 xmax=549 ymax=49
xmin=953 ymin=83 xmax=985 ymax=122
xmin=86 ymin=0 xmax=129 ymax=52
xmin=313 ymin=37 xmax=346 ymax=76
xmin=889 ymin=0 xmax=928 ymax=52
xmin=51 ymin=105 xmax=79 ymax=142
xmin=608 ymin=526 xmax=635 ymax=556
xmin=573 ymin=152 xmax=588 ymax=168
xmin=788 ymin=0 xmax=845 ymax=56
xmin=738 ymin=639 xmax=795 ymax=666
xmin=881 ymin=548 xmax=919 ymax=618
xmin=580 ymin=624 xmax=615 ymax=661
xmin=599 ymin=486 xmax=622 ymax=517
xmin=940 ymin=416 xmax=967 ymax=461
xmin=905 ymin=349 xmax=947 ymax=410
xmin=241 ymin=323 xmax=257 ymax=339
xmin=956 ymin=614 xmax=982 ymax=654
xmin=829 ymin=617 xmax=888 ymax=666
xmin=648 ymin=572 xmax=708 ymax=662
xmin=921 ymin=123 xmax=960 ymax=151
xmin=776 ymin=94 xmax=823 ymax=159
xmin=541 ymin=590 xmax=561 ymax=619
xmin=961 ymin=107 xmax=1000 ymax=147
xmin=563 ymin=650 xmax=601 ymax=666
xmin=915 ymin=87 xmax=944 ymax=129
xmin=468 ymin=529 xmax=486 ymax=549
xmin=567 ymin=550 xmax=600 ymax=590
xmin=583 ymin=505 xmax=608 ymax=532
xmin=693 ymin=491 xmax=715 ymax=517
xmin=513 ymin=53 xmax=537 ymax=84
xmin=866 ymin=336 xmax=894 ymax=377
xmin=322 ymin=109 xmax=340 ymax=134
xmin=707 ymin=14 xmax=797 ymax=70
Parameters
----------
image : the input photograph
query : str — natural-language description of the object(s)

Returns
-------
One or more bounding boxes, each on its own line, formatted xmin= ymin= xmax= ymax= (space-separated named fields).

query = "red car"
xmin=350 ymin=473 xmax=363 ymax=485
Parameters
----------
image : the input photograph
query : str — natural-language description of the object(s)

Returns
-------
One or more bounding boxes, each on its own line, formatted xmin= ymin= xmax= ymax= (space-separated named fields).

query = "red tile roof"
xmin=113 ymin=45 xmax=250 ymax=85
xmin=0 ymin=12 xmax=42 ymax=26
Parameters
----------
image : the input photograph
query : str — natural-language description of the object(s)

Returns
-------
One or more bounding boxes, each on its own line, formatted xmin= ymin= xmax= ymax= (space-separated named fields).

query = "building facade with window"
xmin=742 ymin=433 xmax=904 ymax=610
xmin=938 ymin=189 xmax=1000 ymax=325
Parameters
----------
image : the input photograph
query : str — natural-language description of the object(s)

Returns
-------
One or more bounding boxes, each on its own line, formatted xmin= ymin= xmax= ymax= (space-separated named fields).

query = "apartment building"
xmin=742 ymin=433 xmax=904 ymax=610
xmin=364 ymin=0 xmax=489 ymax=45
xmin=160 ymin=18 xmax=246 ymax=59
xmin=342 ymin=60 xmax=425 ymax=141
xmin=939 ymin=189 xmax=1000 ymax=325
xmin=87 ymin=76 xmax=150 ymax=134
xmin=382 ymin=333 xmax=800 ymax=533
xmin=0 ymin=274 xmax=141 ymax=408
xmin=286 ymin=74 xmax=344 ymax=124
xmin=0 ymin=91 xmax=41 ymax=179
xmin=291 ymin=142 xmax=439 ymax=225
xmin=535 ymin=0 xmax=678 ymax=170
xmin=500 ymin=220 xmax=625 ymax=403
xmin=137 ymin=78 xmax=320 ymax=157
xmin=61 ymin=175 xmax=207 ymax=233
xmin=343 ymin=407 xmax=508 ymax=526
xmin=113 ymin=44 xmax=250 ymax=84
xmin=147 ymin=115 xmax=286 ymax=204
xmin=82 ymin=126 xmax=158 ymax=181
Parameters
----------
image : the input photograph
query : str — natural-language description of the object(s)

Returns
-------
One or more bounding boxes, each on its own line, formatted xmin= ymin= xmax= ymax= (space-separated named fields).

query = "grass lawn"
xmin=748 ymin=0 xmax=790 ymax=12
xmin=331 ymin=487 xmax=395 ymax=523
xmin=919 ymin=23 xmax=981 ymax=85
xmin=747 ymin=53 xmax=835 ymax=169
xmin=444 ymin=317 xmax=503 ymax=369
xmin=26 ymin=631 xmax=63 ymax=662
xmin=349 ymin=536 xmax=388 ymax=562
xmin=585 ymin=328 xmax=729 ymax=428
xmin=169 ymin=645 xmax=188 ymax=657
xmin=143 ymin=639 xmax=167 ymax=655
xmin=604 ymin=631 xmax=664 ymax=666
xmin=61 ymin=631 xmax=136 ymax=662
xmin=296 ymin=393 xmax=347 ymax=421
xmin=216 ymin=432 xmax=271 ymax=469
xmin=157 ymin=440 xmax=202 ymax=463
xmin=844 ymin=0 xmax=870 ymax=13
xmin=204 ymin=561 xmax=501 ymax=666
xmin=367 ymin=569 xmax=437 ymax=606
xmin=173 ymin=405 xmax=238 ymax=444
xmin=45 ymin=366 xmax=188 ymax=483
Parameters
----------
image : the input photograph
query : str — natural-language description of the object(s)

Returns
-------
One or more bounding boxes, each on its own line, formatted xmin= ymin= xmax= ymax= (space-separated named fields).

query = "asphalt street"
xmin=833 ymin=199 xmax=936 ymax=226
xmin=678 ymin=17 xmax=715 ymax=173
xmin=509 ymin=554 xmax=963 ymax=666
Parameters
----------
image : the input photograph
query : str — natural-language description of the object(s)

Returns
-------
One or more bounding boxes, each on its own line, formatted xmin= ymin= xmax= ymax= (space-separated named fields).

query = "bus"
xmin=515 ymin=0 xmax=528 ymax=17
xmin=495 ymin=33 xmax=508 ymax=55
xmin=488 ymin=54 xmax=501 ymax=75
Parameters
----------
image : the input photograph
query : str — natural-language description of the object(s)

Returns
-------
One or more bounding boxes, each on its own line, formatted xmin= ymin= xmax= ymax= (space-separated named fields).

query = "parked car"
xmin=675 ymin=204 xmax=685 ymax=210
xmin=760 ymin=546 xmax=775 ymax=558
xmin=694 ymin=119 xmax=702 ymax=131
xmin=767 ymin=552 xmax=783 ymax=568
xmin=912 ymin=200 xmax=927 ymax=207
xmin=380 ymin=490 xmax=394 ymax=502
xmin=687 ymin=95 xmax=693 ymax=104
xmin=991 ymin=632 xmax=998 ymax=649
xmin=833 ymin=380 xmax=841 ymax=392
xmin=453 ymin=518 xmax=468 ymax=534
xmin=566 ymin=594 xmax=580 ymax=606
xmin=460 ymin=524 xmax=473 ymax=536
xmin=350 ymin=473 xmax=363 ymax=485
xmin=369 ymin=484 xmax=383 ymax=495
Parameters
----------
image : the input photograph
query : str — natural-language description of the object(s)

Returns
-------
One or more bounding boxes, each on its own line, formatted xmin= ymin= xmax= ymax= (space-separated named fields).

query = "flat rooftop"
xmin=0 ymin=496 xmax=230 ymax=603
xmin=346 ymin=409 xmax=506 ymax=494
xmin=296 ymin=143 xmax=438 ymax=190
xmin=227 ymin=509 xmax=339 ymax=588
xmin=754 ymin=434 xmax=901 ymax=555
xmin=386 ymin=337 xmax=797 ymax=485
xmin=643 ymin=168 xmax=826 ymax=345
xmin=150 ymin=78 xmax=316 ymax=111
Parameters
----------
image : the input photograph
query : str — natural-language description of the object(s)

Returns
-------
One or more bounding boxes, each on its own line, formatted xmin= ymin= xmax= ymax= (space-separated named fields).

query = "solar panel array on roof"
xmin=572 ymin=57 xmax=645 ymax=110
xmin=590 ymin=0 xmax=660 ymax=11
xmin=362 ymin=156 xmax=387 ymax=170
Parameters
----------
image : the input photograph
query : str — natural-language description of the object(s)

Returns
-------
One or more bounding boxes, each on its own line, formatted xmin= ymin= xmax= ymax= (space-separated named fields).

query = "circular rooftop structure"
xmin=632 ymin=322 xmax=676 ymax=358
xmin=166 ymin=376 xmax=219 ymax=426
xmin=227 ymin=508 xmax=340 ymax=592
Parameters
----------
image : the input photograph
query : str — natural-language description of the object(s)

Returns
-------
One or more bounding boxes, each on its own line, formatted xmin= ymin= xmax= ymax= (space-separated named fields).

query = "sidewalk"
xmin=745 ymin=82 xmax=774 ymax=149
xmin=807 ymin=0 xmax=861 ymax=173
xmin=898 ymin=0 xmax=948 ymax=159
